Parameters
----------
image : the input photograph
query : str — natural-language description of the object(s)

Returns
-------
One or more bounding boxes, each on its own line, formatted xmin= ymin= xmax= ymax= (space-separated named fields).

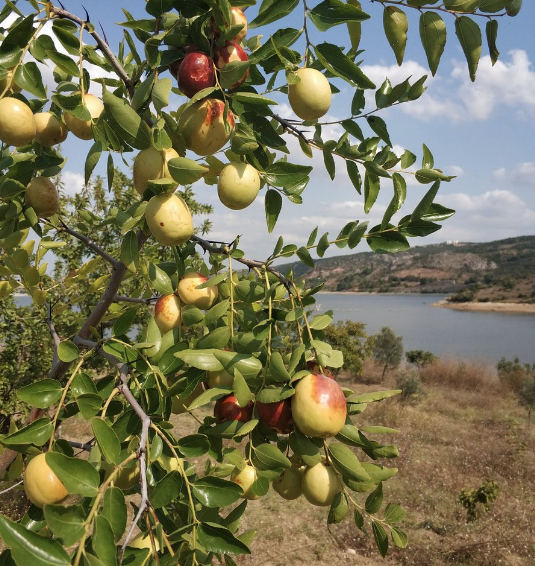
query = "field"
xmin=1 ymin=359 xmax=534 ymax=565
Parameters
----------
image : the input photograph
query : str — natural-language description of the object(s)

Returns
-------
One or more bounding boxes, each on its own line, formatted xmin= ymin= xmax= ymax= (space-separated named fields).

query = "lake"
xmin=14 ymin=293 xmax=535 ymax=365
xmin=315 ymin=293 xmax=535 ymax=365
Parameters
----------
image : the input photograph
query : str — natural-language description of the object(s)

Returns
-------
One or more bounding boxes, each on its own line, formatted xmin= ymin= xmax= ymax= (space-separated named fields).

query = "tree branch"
xmin=58 ymin=220 xmax=122 ymax=269
xmin=45 ymin=301 xmax=61 ymax=367
xmin=192 ymin=235 xmax=292 ymax=291
xmin=50 ymin=6 xmax=134 ymax=96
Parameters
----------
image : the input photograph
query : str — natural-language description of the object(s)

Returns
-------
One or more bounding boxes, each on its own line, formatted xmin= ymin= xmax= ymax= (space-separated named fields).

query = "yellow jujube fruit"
xmin=0 ymin=97 xmax=36 ymax=147
xmin=23 ymin=453 xmax=68 ymax=508
xmin=144 ymin=193 xmax=194 ymax=246
xmin=288 ymin=68 xmax=332 ymax=121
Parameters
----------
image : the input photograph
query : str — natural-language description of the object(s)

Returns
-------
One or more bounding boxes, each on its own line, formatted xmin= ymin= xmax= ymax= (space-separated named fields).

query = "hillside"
xmin=281 ymin=236 xmax=535 ymax=303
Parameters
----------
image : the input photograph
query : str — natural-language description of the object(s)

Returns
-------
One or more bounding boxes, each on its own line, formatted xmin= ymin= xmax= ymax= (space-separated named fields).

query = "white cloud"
xmin=490 ymin=161 xmax=535 ymax=188
xmin=59 ymin=171 xmax=85 ymax=196
xmin=398 ymin=50 xmax=535 ymax=123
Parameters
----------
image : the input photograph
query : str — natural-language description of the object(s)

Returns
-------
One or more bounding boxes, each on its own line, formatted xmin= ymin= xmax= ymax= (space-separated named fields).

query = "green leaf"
xmin=1 ymin=418 xmax=53 ymax=447
xmin=92 ymin=418 xmax=121 ymax=466
xmin=264 ymin=162 xmax=312 ymax=187
xmin=309 ymin=311 xmax=333 ymax=330
xmin=147 ymin=262 xmax=174 ymax=294
xmin=167 ymin=157 xmax=208 ymax=185
xmin=57 ymin=340 xmax=79 ymax=363
xmin=85 ymin=142 xmax=103 ymax=185
xmin=308 ymin=0 xmax=370 ymax=32
xmin=347 ymin=160 xmax=362 ymax=194
xmin=252 ymin=444 xmax=291 ymax=471
xmin=46 ymin=48 xmax=80 ymax=76
xmin=0 ymin=513 xmax=71 ymax=566
xmin=43 ymin=504 xmax=86 ymax=547
xmin=415 ymin=169 xmax=453 ymax=183
xmin=420 ymin=12 xmax=447 ymax=76
xmin=383 ymin=6 xmax=408 ymax=66
xmin=323 ymin=148 xmax=336 ymax=180
xmin=269 ymin=352 xmax=291 ymax=382
xmin=328 ymin=443 xmax=371 ymax=482
xmin=391 ymin=527 xmax=409 ymax=548
xmin=372 ymin=520 xmax=389 ymax=557
xmin=296 ymin=246 xmax=314 ymax=268
xmin=150 ymin=471 xmax=182 ymax=508
xmin=328 ymin=492 xmax=350 ymax=524
xmin=411 ymin=180 xmax=440 ymax=221
xmin=366 ymin=116 xmax=391 ymax=146
xmin=13 ymin=62 xmax=46 ymax=98
xmin=265 ymin=189 xmax=282 ymax=233
xmin=112 ymin=307 xmax=138 ymax=337
xmin=346 ymin=390 xmax=401 ymax=403
xmin=289 ymin=429 xmax=322 ymax=466
xmin=120 ymin=231 xmax=139 ymax=273
xmin=101 ymin=487 xmax=127 ymax=542
xmin=317 ymin=233 xmax=330 ymax=257
xmin=46 ymin=452 xmax=100 ymax=497
xmin=17 ymin=379 xmax=62 ymax=409
xmin=455 ymin=16 xmax=482 ymax=81
xmin=93 ymin=516 xmax=117 ymax=566
xmin=384 ymin=503 xmax=407 ymax=525
xmin=177 ymin=434 xmax=210 ymax=457
xmin=365 ymin=482 xmax=384 ymax=514
xmin=102 ymin=90 xmax=152 ymax=149
xmin=486 ymin=19 xmax=499 ymax=66
xmin=444 ymin=0 xmax=481 ymax=11
xmin=152 ymin=77 xmax=172 ymax=113
xmin=314 ymin=43 xmax=375 ymax=89
xmin=193 ymin=477 xmax=243 ymax=508
xmin=249 ymin=0 xmax=299 ymax=28
xmin=364 ymin=171 xmax=380 ymax=214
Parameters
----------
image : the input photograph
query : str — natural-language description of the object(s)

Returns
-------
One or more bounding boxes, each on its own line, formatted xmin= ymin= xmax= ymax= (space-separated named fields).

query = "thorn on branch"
xmin=82 ymin=5 xmax=90 ymax=23
xmin=272 ymin=114 xmax=311 ymax=143
xmin=99 ymin=22 xmax=109 ymax=46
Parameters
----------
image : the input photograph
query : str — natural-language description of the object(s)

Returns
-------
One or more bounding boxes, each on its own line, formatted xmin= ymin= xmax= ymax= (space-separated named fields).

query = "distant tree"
xmin=372 ymin=326 xmax=403 ymax=380
xmin=497 ymin=357 xmax=535 ymax=393
xmin=518 ymin=378 xmax=535 ymax=428
xmin=405 ymin=350 xmax=437 ymax=368
xmin=323 ymin=320 xmax=374 ymax=377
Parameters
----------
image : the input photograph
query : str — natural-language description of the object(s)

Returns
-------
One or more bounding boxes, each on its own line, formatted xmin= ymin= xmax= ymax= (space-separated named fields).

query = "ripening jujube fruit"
xmin=301 ymin=461 xmax=342 ymax=507
xmin=154 ymin=294 xmax=182 ymax=334
xmin=177 ymin=271 xmax=218 ymax=309
xmin=34 ymin=112 xmax=69 ymax=146
xmin=25 ymin=177 xmax=60 ymax=218
xmin=230 ymin=464 xmax=260 ymax=500
xmin=0 ymin=96 xmax=35 ymax=147
xmin=288 ymin=68 xmax=332 ymax=121
xmin=144 ymin=192 xmax=194 ymax=246
xmin=217 ymin=162 xmax=261 ymax=210
xmin=178 ymin=98 xmax=235 ymax=156
xmin=23 ymin=453 xmax=68 ymax=508
xmin=64 ymin=94 xmax=104 ymax=140
xmin=133 ymin=146 xmax=179 ymax=195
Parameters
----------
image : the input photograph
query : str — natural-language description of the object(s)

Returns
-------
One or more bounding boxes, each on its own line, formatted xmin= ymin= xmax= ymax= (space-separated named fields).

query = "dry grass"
xmin=419 ymin=357 xmax=500 ymax=392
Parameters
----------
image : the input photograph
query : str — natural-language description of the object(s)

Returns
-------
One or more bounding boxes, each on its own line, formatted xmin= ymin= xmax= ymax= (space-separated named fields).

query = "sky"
xmin=14 ymin=1 xmax=535 ymax=264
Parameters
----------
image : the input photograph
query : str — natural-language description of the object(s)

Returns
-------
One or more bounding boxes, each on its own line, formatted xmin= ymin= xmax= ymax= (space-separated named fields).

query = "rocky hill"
xmin=281 ymin=235 xmax=535 ymax=303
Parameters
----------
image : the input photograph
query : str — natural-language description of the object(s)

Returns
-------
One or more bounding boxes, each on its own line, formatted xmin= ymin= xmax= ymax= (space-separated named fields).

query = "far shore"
xmin=433 ymin=300 xmax=535 ymax=314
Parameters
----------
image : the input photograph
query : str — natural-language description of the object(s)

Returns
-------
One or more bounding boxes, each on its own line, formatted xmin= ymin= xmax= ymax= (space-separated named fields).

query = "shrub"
xmin=459 ymin=479 xmax=500 ymax=522
xmin=396 ymin=369 xmax=425 ymax=404
xmin=497 ymin=357 xmax=535 ymax=393
xmin=372 ymin=326 xmax=403 ymax=379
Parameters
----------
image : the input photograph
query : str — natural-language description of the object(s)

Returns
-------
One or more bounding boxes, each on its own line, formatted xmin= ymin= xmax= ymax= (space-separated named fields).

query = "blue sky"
xmin=32 ymin=1 xmax=535 ymax=262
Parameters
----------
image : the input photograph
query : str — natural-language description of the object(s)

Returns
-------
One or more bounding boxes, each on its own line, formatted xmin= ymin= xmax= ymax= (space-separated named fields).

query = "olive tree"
xmin=0 ymin=0 xmax=523 ymax=564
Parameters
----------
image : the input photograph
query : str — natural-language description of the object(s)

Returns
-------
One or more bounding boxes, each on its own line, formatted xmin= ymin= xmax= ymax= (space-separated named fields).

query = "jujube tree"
xmin=0 ymin=0 xmax=523 ymax=564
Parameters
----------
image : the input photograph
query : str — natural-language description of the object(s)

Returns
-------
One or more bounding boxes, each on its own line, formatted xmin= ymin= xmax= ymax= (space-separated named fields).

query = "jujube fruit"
xmin=23 ymin=453 xmax=68 ymax=508
xmin=144 ymin=192 xmax=194 ymax=246
xmin=288 ymin=68 xmax=332 ymax=121
xmin=0 ymin=97 xmax=35 ymax=147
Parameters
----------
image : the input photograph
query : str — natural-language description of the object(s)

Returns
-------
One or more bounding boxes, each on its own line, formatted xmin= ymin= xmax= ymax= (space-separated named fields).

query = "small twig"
xmin=192 ymin=235 xmax=292 ymax=291
xmin=0 ymin=480 xmax=23 ymax=497
xmin=114 ymin=295 xmax=157 ymax=304
xmin=68 ymin=440 xmax=93 ymax=452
